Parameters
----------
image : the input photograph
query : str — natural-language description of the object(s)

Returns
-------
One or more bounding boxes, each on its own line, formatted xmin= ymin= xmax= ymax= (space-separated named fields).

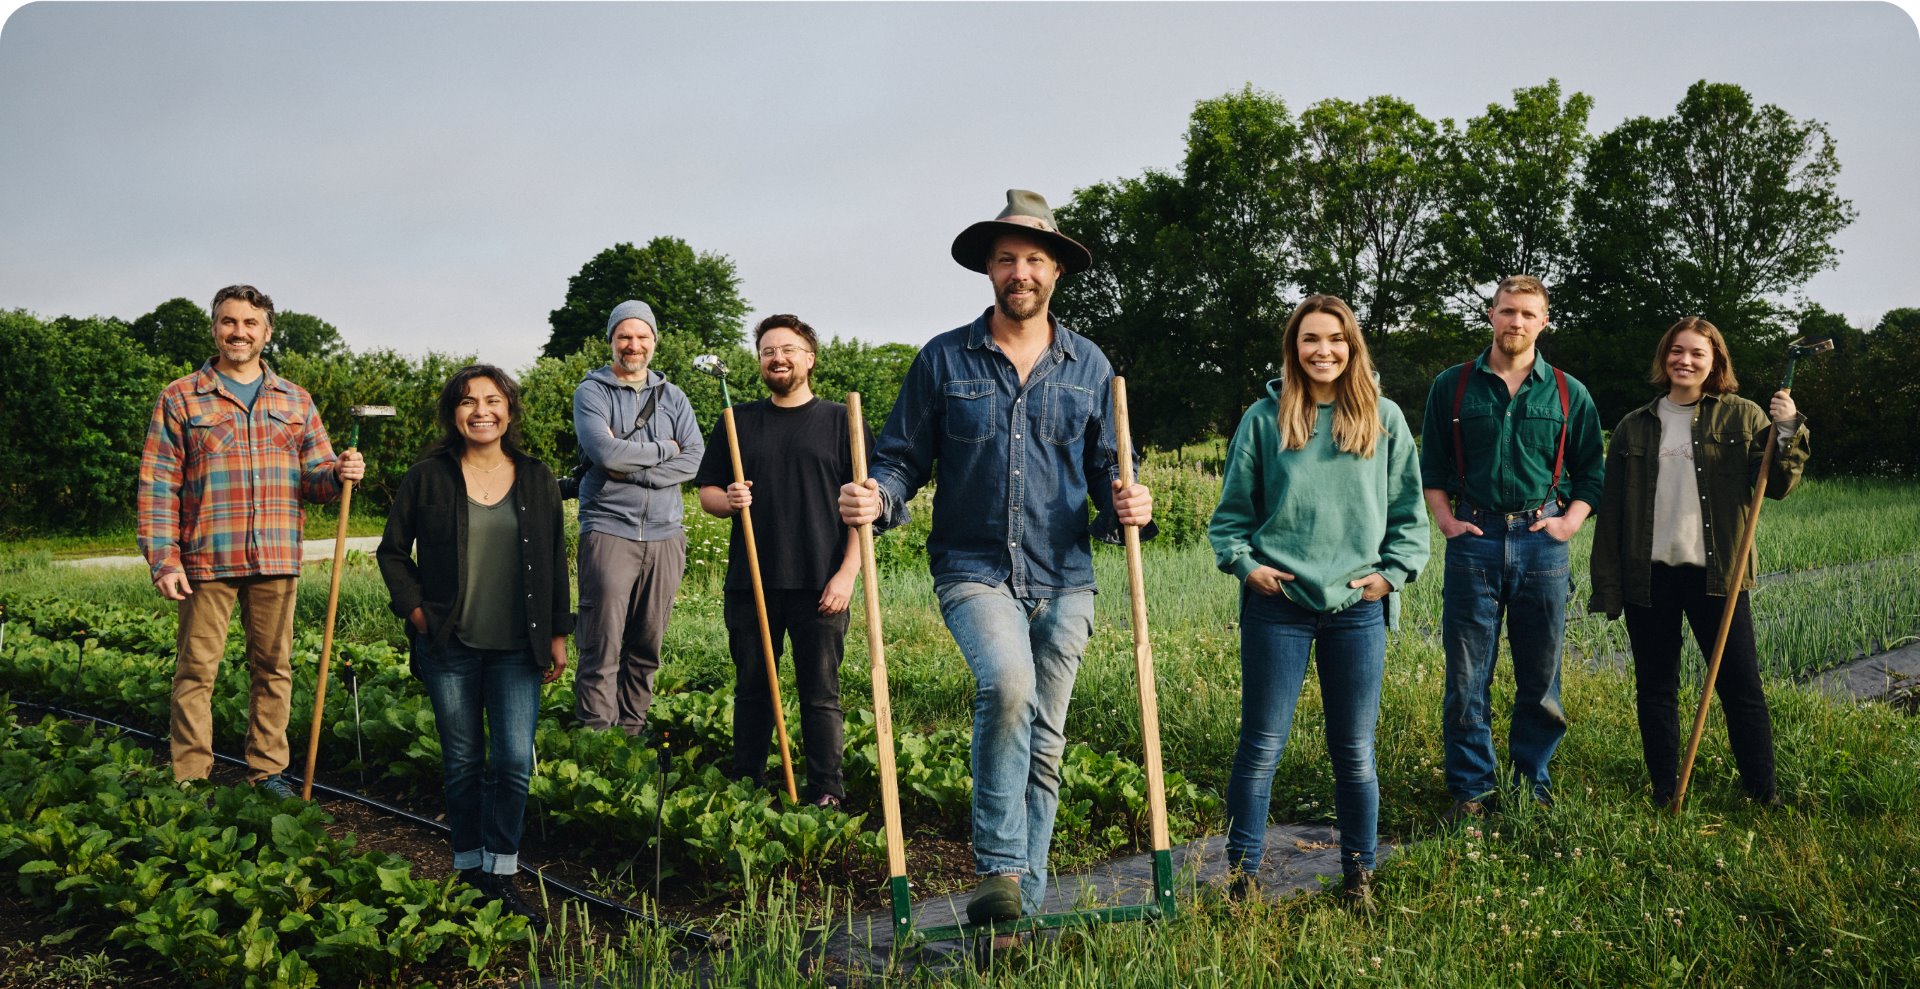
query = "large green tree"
xmin=263 ymin=310 xmax=347 ymax=364
xmin=544 ymin=238 xmax=750 ymax=358
xmin=1433 ymin=80 xmax=1594 ymax=314
xmin=1563 ymin=80 xmax=1855 ymax=418
xmin=1058 ymin=87 xmax=1305 ymax=448
xmin=130 ymin=297 xmax=212 ymax=372
xmin=1293 ymin=94 xmax=1447 ymax=338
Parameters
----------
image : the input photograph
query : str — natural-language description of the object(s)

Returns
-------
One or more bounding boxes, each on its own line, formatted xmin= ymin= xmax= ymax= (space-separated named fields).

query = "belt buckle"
xmin=1505 ymin=511 xmax=1522 ymax=524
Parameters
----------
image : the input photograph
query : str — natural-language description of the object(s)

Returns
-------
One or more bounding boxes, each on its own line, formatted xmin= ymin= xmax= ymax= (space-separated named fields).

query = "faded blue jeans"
xmin=1440 ymin=503 xmax=1572 ymax=803
xmin=1225 ymin=590 xmax=1385 ymax=875
xmin=411 ymin=633 xmax=542 ymax=875
xmin=935 ymin=579 xmax=1095 ymax=916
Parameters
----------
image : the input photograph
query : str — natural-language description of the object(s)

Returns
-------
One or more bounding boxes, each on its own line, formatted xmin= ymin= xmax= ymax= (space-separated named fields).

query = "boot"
xmin=1338 ymin=864 xmax=1375 ymax=914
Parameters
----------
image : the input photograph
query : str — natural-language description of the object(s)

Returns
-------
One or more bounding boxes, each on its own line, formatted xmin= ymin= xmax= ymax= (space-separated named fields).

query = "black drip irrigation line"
xmin=8 ymin=696 xmax=715 ymax=946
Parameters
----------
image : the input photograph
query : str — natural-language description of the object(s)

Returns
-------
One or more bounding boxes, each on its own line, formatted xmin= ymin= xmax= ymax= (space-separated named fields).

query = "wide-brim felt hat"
xmin=950 ymin=189 xmax=1093 ymax=275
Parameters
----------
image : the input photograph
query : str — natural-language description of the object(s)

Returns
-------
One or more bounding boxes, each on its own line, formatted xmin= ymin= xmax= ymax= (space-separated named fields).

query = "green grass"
xmin=2 ymin=473 xmax=1916 ymax=985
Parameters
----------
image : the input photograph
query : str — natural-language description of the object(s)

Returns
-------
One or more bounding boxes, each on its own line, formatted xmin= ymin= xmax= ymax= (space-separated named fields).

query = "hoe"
xmin=302 ymin=404 xmax=394 ymax=800
xmin=1671 ymin=337 xmax=1832 ymax=813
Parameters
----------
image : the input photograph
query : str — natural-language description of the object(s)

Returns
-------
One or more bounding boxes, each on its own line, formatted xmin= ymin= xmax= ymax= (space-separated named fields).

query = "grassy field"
xmin=0 ymin=475 xmax=1915 ymax=985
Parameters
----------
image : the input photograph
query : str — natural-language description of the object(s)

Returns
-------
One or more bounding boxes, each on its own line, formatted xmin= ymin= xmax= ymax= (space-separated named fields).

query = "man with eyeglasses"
xmin=693 ymin=315 xmax=872 ymax=807
xmin=572 ymin=299 xmax=705 ymax=736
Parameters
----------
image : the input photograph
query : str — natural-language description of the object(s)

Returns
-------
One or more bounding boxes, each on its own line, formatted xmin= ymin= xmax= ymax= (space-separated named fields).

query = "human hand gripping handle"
xmin=839 ymin=477 xmax=881 ymax=528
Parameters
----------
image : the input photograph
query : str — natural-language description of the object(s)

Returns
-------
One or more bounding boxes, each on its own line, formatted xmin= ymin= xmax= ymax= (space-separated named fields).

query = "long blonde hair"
xmin=1277 ymin=294 xmax=1383 ymax=458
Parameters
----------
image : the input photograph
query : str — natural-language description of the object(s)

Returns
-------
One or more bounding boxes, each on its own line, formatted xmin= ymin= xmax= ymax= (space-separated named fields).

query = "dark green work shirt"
xmin=1419 ymin=349 xmax=1606 ymax=513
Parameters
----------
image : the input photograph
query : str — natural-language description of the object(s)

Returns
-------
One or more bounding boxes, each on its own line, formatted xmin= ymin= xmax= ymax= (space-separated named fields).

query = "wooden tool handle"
xmin=848 ymin=394 xmax=908 ymax=876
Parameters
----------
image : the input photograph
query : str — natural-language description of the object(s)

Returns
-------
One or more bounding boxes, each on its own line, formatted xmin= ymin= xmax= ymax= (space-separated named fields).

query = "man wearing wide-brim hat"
xmin=841 ymin=189 xmax=1156 ymax=924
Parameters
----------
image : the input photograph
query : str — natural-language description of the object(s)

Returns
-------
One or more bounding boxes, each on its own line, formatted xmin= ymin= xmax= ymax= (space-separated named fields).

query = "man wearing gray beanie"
xmin=571 ymin=299 xmax=705 ymax=735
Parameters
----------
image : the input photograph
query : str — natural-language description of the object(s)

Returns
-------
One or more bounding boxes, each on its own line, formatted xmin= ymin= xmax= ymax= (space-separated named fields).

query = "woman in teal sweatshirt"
xmin=1208 ymin=294 xmax=1429 ymax=909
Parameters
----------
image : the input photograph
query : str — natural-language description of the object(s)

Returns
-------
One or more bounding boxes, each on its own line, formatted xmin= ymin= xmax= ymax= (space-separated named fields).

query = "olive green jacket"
xmin=1588 ymin=392 xmax=1810 ymax=618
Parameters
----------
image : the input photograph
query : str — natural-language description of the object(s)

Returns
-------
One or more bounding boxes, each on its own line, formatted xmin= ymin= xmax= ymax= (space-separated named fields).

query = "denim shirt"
xmin=869 ymin=309 xmax=1155 ymax=597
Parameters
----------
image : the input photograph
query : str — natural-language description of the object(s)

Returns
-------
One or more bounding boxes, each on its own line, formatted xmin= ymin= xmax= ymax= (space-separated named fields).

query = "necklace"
xmin=462 ymin=457 xmax=511 ymax=502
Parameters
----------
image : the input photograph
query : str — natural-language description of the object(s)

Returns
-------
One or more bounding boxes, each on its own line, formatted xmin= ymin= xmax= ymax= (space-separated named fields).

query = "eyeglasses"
xmin=759 ymin=345 xmax=813 ymax=360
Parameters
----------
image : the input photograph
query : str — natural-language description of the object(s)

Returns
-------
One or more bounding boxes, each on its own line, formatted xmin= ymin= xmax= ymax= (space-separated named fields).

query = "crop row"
xmin=0 ymin=594 xmax=1219 ymax=893
xmin=0 ymin=708 xmax=526 ymax=988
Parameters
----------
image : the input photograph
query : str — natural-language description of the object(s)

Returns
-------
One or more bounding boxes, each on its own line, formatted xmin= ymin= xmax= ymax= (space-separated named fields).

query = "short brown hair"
xmin=753 ymin=314 xmax=818 ymax=352
xmin=1649 ymin=316 xmax=1740 ymax=394
xmin=1492 ymin=275 xmax=1549 ymax=309
xmin=210 ymin=284 xmax=276 ymax=328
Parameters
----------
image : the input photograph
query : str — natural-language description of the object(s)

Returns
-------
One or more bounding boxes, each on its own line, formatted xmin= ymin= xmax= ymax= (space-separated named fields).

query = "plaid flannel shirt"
xmin=138 ymin=362 xmax=344 ymax=583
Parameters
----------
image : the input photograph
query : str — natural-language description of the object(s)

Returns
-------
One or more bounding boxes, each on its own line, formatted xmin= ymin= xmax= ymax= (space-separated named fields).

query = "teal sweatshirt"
xmin=1208 ymin=379 xmax=1430 ymax=628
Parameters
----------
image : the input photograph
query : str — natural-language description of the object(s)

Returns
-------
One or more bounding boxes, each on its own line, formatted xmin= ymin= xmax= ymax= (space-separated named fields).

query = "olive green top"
xmin=1589 ymin=392 xmax=1811 ymax=618
xmin=454 ymin=490 xmax=529 ymax=652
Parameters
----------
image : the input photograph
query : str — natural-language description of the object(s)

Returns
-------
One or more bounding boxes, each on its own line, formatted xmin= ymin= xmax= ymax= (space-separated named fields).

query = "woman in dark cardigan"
xmin=377 ymin=364 xmax=571 ymax=927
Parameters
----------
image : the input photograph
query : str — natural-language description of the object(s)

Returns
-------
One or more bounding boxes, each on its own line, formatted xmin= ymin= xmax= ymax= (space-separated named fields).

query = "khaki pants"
xmin=170 ymin=575 xmax=299 ymax=781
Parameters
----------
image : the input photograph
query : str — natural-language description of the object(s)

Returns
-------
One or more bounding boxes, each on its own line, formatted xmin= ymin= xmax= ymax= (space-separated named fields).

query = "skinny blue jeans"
xmin=411 ymin=633 xmax=542 ymax=875
xmin=1440 ymin=504 xmax=1571 ymax=802
xmin=935 ymin=579 xmax=1095 ymax=916
xmin=1225 ymin=590 xmax=1385 ymax=875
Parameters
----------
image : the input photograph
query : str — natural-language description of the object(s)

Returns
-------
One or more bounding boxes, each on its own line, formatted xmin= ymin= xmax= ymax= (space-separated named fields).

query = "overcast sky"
xmin=2 ymin=2 xmax=1916 ymax=373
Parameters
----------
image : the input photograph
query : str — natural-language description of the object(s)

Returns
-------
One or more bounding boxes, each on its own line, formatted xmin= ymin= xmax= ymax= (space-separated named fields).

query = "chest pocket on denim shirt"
xmin=944 ymin=379 xmax=997 ymax=444
xmin=265 ymin=406 xmax=306 ymax=456
xmin=1038 ymin=380 xmax=1097 ymax=447
xmin=188 ymin=411 xmax=238 ymax=457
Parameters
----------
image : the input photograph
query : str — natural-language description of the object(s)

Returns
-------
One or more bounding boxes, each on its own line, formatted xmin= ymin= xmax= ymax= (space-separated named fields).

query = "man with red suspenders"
xmin=1419 ymin=275 xmax=1605 ymax=822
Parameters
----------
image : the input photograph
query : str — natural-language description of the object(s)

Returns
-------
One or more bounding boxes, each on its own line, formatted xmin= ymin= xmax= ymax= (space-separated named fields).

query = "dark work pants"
xmin=725 ymin=589 xmax=851 ymax=800
xmin=1623 ymin=563 xmax=1777 ymax=802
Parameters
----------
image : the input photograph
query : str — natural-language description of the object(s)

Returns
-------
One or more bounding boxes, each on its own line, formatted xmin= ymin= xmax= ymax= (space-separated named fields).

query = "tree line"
xmin=0 ymin=243 xmax=913 ymax=536
xmin=1051 ymin=79 xmax=1906 ymax=465
xmin=3 ymin=77 xmax=1913 ymax=537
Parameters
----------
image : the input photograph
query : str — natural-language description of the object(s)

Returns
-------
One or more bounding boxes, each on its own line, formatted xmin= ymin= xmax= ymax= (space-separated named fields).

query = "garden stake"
xmin=900 ymin=377 xmax=1177 ymax=944
xmin=846 ymin=393 xmax=913 ymax=943
xmin=301 ymin=404 xmax=394 ymax=801
xmin=693 ymin=354 xmax=798 ymax=803
xmin=1671 ymin=337 xmax=1831 ymax=813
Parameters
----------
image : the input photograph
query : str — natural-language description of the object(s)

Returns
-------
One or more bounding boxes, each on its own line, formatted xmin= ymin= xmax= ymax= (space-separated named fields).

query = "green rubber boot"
xmin=966 ymin=875 xmax=1023 ymax=925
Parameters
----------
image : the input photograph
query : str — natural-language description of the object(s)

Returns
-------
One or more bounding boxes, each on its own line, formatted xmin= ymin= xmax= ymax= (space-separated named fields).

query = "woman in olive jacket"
xmin=377 ymin=364 xmax=571 ymax=927
xmin=1589 ymin=318 xmax=1810 ymax=807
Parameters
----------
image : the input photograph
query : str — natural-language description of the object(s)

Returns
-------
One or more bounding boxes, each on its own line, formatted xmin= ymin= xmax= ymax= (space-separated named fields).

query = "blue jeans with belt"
xmin=935 ymin=579 xmax=1096 ymax=917
xmin=411 ymin=633 xmax=542 ymax=875
xmin=1225 ymin=589 xmax=1385 ymax=874
xmin=1440 ymin=502 xmax=1571 ymax=802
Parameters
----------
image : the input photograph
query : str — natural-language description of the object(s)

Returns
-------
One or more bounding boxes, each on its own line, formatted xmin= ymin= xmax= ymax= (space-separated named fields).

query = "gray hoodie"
xmin=573 ymin=365 xmax=705 ymax=541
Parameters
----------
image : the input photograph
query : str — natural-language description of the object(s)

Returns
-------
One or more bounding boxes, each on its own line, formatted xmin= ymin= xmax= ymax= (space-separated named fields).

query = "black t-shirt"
xmin=693 ymin=397 xmax=875 ymax=592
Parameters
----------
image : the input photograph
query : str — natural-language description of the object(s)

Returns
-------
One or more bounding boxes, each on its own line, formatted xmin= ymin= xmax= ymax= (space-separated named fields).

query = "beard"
xmin=762 ymin=363 xmax=810 ymax=397
xmin=995 ymin=279 xmax=1052 ymax=322
xmin=1496 ymin=331 xmax=1533 ymax=357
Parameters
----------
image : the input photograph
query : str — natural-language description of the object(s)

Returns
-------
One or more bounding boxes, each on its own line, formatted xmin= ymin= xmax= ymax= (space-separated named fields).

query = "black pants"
xmin=1623 ymin=563 xmax=1777 ymax=802
xmin=725 ymin=589 xmax=851 ymax=800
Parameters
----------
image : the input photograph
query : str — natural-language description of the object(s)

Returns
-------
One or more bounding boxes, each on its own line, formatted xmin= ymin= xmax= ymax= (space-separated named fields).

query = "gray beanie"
xmin=606 ymin=299 xmax=657 ymax=340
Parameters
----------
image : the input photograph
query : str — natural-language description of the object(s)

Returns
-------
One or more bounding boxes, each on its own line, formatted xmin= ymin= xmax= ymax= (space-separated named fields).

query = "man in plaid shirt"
xmin=137 ymin=284 xmax=366 ymax=799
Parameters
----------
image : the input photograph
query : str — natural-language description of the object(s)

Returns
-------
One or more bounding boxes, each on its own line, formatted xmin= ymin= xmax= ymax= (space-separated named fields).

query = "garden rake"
xmin=693 ymin=354 xmax=798 ymax=803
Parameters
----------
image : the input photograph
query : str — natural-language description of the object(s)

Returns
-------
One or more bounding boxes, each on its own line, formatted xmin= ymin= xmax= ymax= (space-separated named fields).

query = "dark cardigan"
xmin=377 ymin=448 xmax=575 ymax=658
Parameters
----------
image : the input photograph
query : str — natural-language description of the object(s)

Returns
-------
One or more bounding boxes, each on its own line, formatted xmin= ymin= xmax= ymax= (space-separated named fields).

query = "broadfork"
xmin=859 ymin=377 xmax=1176 ymax=947
xmin=1670 ymin=337 xmax=1831 ymax=813
xmin=302 ymin=404 xmax=394 ymax=801
xmin=692 ymin=354 xmax=797 ymax=803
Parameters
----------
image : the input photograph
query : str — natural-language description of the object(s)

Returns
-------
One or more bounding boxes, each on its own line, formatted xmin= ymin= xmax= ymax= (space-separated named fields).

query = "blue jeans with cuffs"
xmin=411 ymin=633 xmax=542 ymax=876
